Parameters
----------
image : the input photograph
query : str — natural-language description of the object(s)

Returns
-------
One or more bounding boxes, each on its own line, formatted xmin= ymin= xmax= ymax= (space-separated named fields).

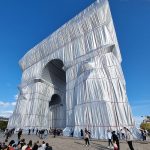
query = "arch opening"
xmin=42 ymin=59 xmax=66 ymax=129
xmin=49 ymin=94 xmax=61 ymax=106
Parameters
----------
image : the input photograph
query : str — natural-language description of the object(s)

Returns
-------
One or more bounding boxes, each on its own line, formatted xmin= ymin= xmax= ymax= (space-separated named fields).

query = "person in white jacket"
xmin=124 ymin=127 xmax=134 ymax=150
xmin=107 ymin=130 xmax=113 ymax=148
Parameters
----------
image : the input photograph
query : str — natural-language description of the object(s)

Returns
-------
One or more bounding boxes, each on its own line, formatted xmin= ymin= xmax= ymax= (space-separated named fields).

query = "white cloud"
xmin=0 ymin=101 xmax=9 ymax=106
xmin=0 ymin=101 xmax=16 ymax=118
xmin=11 ymin=102 xmax=16 ymax=106
xmin=14 ymin=94 xmax=18 ymax=100
xmin=0 ymin=101 xmax=16 ymax=107
xmin=0 ymin=111 xmax=13 ymax=118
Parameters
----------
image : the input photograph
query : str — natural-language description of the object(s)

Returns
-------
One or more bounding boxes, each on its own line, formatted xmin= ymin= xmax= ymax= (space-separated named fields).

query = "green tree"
xmin=140 ymin=122 xmax=150 ymax=132
xmin=0 ymin=121 xmax=8 ymax=131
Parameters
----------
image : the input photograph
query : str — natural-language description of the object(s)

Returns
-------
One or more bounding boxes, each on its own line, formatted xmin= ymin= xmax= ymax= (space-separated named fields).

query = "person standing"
xmin=5 ymin=129 xmax=9 ymax=142
xmin=80 ymin=129 xmax=83 ymax=139
xmin=18 ymin=129 xmax=22 ymax=140
xmin=112 ymin=131 xmax=120 ymax=150
xmin=36 ymin=129 xmax=38 ymax=135
xmin=53 ymin=128 xmax=57 ymax=138
xmin=120 ymin=129 xmax=125 ymax=140
xmin=124 ymin=127 xmax=134 ymax=150
xmin=107 ymin=130 xmax=113 ymax=148
xmin=32 ymin=128 xmax=34 ymax=134
xmin=143 ymin=130 xmax=147 ymax=141
xmin=84 ymin=130 xmax=90 ymax=146
xmin=28 ymin=129 xmax=31 ymax=135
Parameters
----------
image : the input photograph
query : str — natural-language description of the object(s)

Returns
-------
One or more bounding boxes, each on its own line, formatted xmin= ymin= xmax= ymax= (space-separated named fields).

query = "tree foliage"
xmin=0 ymin=121 xmax=8 ymax=131
xmin=140 ymin=122 xmax=150 ymax=132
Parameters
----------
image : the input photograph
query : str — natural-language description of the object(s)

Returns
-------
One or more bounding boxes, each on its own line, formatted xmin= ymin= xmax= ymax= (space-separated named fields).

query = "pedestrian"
xmin=143 ymin=130 xmax=147 ymax=141
xmin=18 ymin=129 xmax=22 ymax=140
xmin=84 ymin=130 xmax=90 ymax=146
xmin=45 ymin=143 xmax=52 ymax=150
xmin=32 ymin=142 xmax=38 ymax=150
xmin=8 ymin=140 xmax=15 ymax=150
xmin=32 ymin=128 xmax=35 ymax=134
xmin=113 ymin=141 xmax=118 ymax=150
xmin=36 ymin=129 xmax=38 ymax=135
xmin=5 ymin=129 xmax=9 ymax=142
xmin=20 ymin=139 xmax=26 ymax=149
xmin=25 ymin=140 xmax=32 ymax=150
xmin=70 ymin=128 xmax=74 ymax=137
xmin=80 ymin=129 xmax=83 ymax=139
xmin=124 ymin=127 xmax=134 ymax=150
xmin=53 ymin=128 xmax=57 ymax=138
xmin=112 ymin=131 xmax=120 ymax=150
xmin=42 ymin=141 xmax=46 ymax=150
xmin=28 ymin=129 xmax=31 ymax=135
xmin=44 ymin=129 xmax=48 ymax=139
xmin=120 ymin=129 xmax=125 ymax=140
xmin=107 ymin=130 xmax=113 ymax=148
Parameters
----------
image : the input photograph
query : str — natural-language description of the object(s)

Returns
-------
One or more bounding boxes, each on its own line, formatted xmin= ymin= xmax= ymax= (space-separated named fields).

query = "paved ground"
xmin=0 ymin=133 xmax=150 ymax=150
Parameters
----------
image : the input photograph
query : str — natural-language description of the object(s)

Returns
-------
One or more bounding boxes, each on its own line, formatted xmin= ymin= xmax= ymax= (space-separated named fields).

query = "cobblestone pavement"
xmin=0 ymin=133 xmax=150 ymax=150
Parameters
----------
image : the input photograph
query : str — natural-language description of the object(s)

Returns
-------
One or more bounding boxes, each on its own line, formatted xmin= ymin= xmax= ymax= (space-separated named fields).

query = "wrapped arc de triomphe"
xmin=8 ymin=0 xmax=135 ymax=139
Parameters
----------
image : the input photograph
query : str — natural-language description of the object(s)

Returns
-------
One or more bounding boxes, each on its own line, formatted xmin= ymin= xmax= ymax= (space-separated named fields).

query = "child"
xmin=113 ymin=141 xmax=118 ymax=150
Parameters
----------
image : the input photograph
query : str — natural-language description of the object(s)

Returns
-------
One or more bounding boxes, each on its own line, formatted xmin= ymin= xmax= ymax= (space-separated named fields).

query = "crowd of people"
xmin=28 ymin=128 xmax=62 ymax=139
xmin=0 ymin=128 xmax=63 ymax=150
xmin=80 ymin=127 xmax=148 ymax=150
xmin=0 ymin=126 xmax=149 ymax=150
xmin=106 ymin=127 xmax=134 ymax=150
xmin=0 ymin=139 xmax=52 ymax=150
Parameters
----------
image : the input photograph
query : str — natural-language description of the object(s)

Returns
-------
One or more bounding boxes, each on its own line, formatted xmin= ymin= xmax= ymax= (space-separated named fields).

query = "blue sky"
xmin=0 ymin=0 xmax=150 ymax=121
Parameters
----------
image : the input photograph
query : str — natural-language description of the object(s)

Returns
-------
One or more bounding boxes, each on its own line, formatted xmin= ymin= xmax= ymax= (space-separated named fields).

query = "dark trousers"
xmin=108 ymin=139 xmax=113 ymax=146
xmin=127 ymin=141 xmax=134 ymax=150
xmin=143 ymin=136 xmax=146 ymax=141
xmin=116 ymin=141 xmax=120 ymax=150
xmin=18 ymin=134 xmax=21 ymax=140
xmin=85 ymin=138 xmax=90 ymax=145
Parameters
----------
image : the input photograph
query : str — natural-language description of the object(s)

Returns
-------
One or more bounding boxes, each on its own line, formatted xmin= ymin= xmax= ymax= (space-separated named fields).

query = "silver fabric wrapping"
xmin=8 ymin=0 xmax=135 ymax=139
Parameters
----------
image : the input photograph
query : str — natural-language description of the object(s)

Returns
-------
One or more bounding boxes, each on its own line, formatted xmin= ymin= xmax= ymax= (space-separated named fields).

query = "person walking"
xmin=107 ymin=130 xmax=113 ymax=148
xmin=124 ymin=127 xmax=134 ymax=150
xmin=112 ymin=131 xmax=120 ymax=150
